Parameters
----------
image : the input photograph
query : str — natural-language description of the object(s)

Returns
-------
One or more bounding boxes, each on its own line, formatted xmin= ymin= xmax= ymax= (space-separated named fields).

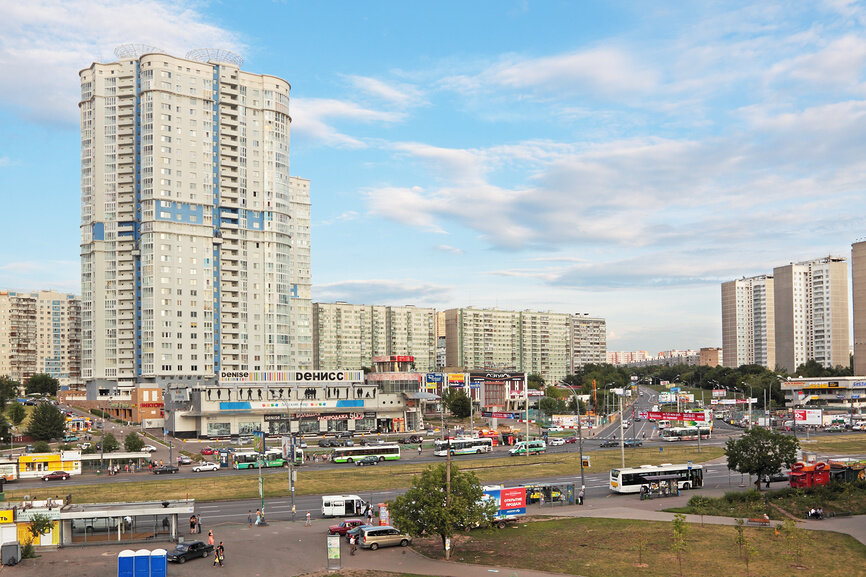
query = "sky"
xmin=0 ymin=0 xmax=865 ymax=354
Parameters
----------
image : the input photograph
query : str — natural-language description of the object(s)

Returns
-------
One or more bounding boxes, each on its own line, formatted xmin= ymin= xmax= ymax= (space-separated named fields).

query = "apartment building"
xmin=79 ymin=46 xmax=309 ymax=391
xmin=313 ymin=303 xmax=435 ymax=372
xmin=852 ymin=241 xmax=866 ymax=375
xmin=606 ymin=351 xmax=649 ymax=365
xmin=721 ymin=275 xmax=775 ymax=369
xmin=0 ymin=290 xmax=81 ymax=385
xmin=571 ymin=314 xmax=607 ymax=370
xmin=773 ymin=257 xmax=849 ymax=373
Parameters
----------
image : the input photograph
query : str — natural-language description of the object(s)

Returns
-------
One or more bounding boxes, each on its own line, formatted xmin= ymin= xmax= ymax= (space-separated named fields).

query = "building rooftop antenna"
xmin=114 ymin=44 xmax=166 ymax=59
xmin=186 ymin=49 xmax=243 ymax=67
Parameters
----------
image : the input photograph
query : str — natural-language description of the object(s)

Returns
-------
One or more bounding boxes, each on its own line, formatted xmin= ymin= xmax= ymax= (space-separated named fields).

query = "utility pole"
xmin=618 ymin=391 xmax=625 ymax=468
xmin=524 ymin=374 xmax=529 ymax=456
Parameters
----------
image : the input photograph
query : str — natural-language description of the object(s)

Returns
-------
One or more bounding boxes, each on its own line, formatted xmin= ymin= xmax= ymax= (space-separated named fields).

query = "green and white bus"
xmin=434 ymin=437 xmax=494 ymax=456
xmin=332 ymin=444 xmax=401 ymax=464
xmin=232 ymin=449 xmax=289 ymax=469
xmin=508 ymin=440 xmax=546 ymax=456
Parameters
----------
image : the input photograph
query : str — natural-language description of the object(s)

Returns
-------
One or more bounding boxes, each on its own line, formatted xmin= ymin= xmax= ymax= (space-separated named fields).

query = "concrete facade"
xmin=721 ymin=275 xmax=775 ymax=369
xmin=854 ymin=241 xmax=866 ymax=376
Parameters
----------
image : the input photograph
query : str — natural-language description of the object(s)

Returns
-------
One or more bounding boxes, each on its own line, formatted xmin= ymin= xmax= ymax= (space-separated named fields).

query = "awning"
xmin=403 ymin=392 xmax=440 ymax=401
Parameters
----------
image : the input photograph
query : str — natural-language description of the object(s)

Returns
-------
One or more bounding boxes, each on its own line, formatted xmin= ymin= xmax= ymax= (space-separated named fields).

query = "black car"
xmin=623 ymin=439 xmax=643 ymax=447
xmin=167 ymin=540 xmax=214 ymax=563
xmin=152 ymin=465 xmax=179 ymax=475
xmin=356 ymin=455 xmax=379 ymax=466
xmin=336 ymin=431 xmax=354 ymax=438
xmin=318 ymin=439 xmax=334 ymax=448
xmin=599 ymin=439 xmax=619 ymax=448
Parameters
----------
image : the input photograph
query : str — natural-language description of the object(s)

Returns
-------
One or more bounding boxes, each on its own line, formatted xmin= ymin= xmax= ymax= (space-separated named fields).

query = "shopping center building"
xmin=780 ymin=376 xmax=866 ymax=409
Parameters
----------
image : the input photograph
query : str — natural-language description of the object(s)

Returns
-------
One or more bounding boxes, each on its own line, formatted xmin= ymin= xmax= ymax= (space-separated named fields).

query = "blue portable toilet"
xmin=134 ymin=549 xmax=150 ymax=577
xmin=150 ymin=548 xmax=167 ymax=577
xmin=117 ymin=549 xmax=135 ymax=577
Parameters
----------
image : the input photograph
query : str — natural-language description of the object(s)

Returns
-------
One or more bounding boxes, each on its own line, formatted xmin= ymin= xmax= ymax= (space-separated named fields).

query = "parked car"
xmin=143 ymin=445 xmax=158 ymax=453
xmin=336 ymin=431 xmax=354 ymax=438
xmin=328 ymin=518 xmax=365 ymax=536
xmin=345 ymin=524 xmax=372 ymax=543
xmin=356 ymin=455 xmax=379 ymax=467
xmin=177 ymin=455 xmax=192 ymax=465
xmin=167 ymin=540 xmax=214 ymax=563
xmin=548 ymin=438 xmax=566 ymax=446
xmin=318 ymin=439 xmax=334 ymax=448
xmin=824 ymin=424 xmax=846 ymax=433
xmin=62 ymin=435 xmax=79 ymax=443
xmin=358 ymin=525 xmax=412 ymax=550
xmin=192 ymin=461 xmax=220 ymax=472
xmin=42 ymin=470 xmax=71 ymax=481
xmin=545 ymin=426 xmax=564 ymax=433
xmin=200 ymin=446 xmax=215 ymax=455
xmin=152 ymin=465 xmax=179 ymax=475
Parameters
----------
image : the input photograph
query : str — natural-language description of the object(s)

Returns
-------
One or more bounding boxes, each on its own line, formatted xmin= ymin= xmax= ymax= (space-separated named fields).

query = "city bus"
xmin=657 ymin=420 xmax=670 ymax=429
xmin=660 ymin=427 xmax=712 ymax=442
xmin=508 ymin=440 xmax=546 ymax=456
xmin=232 ymin=450 xmax=288 ymax=469
xmin=609 ymin=463 xmax=704 ymax=493
xmin=433 ymin=437 xmax=494 ymax=456
xmin=332 ymin=444 xmax=401 ymax=464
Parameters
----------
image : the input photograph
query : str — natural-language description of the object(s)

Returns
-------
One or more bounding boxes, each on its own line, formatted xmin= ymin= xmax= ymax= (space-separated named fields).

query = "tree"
xmin=538 ymin=396 xmax=567 ymax=417
xmin=102 ymin=433 xmax=120 ymax=453
xmin=25 ymin=373 xmax=59 ymax=396
xmin=32 ymin=440 xmax=50 ymax=453
xmin=450 ymin=391 xmax=471 ymax=419
xmin=124 ymin=432 xmax=144 ymax=452
xmin=725 ymin=427 xmax=799 ymax=491
xmin=0 ymin=377 xmax=21 ymax=411
xmin=671 ymin=513 xmax=688 ymax=577
xmin=25 ymin=402 xmax=65 ymax=441
xmin=22 ymin=512 xmax=54 ymax=558
xmin=7 ymin=402 xmax=26 ymax=428
xmin=527 ymin=373 xmax=545 ymax=390
xmin=0 ymin=415 xmax=10 ymax=447
xmin=389 ymin=463 xmax=495 ymax=559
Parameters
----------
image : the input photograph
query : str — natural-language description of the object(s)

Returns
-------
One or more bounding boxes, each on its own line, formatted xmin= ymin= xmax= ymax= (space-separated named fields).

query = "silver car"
xmin=358 ymin=525 xmax=412 ymax=550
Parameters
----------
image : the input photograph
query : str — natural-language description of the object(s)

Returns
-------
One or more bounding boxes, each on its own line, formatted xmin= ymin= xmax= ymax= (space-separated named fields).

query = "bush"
xmin=20 ymin=543 xmax=34 ymax=559
xmin=32 ymin=441 xmax=50 ymax=453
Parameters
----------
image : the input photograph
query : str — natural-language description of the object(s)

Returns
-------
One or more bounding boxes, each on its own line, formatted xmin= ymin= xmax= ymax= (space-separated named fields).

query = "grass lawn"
xmin=805 ymin=433 xmax=866 ymax=454
xmin=4 ymin=445 xmax=724 ymax=504
xmin=412 ymin=517 xmax=866 ymax=577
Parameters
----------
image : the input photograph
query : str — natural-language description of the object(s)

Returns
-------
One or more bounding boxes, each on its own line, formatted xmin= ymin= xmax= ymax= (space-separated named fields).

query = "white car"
xmin=548 ymin=438 xmax=566 ymax=446
xmin=192 ymin=461 xmax=220 ymax=472
xmin=143 ymin=445 xmax=158 ymax=453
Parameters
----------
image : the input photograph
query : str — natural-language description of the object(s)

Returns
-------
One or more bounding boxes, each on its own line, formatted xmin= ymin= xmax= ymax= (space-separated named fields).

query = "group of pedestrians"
xmin=189 ymin=514 xmax=202 ymax=534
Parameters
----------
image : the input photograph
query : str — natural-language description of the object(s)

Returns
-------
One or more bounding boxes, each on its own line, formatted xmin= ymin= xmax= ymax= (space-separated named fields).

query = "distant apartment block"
xmin=617 ymin=348 xmax=721 ymax=368
xmin=721 ymin=275 xmax=775 ymax=368
xmin=606 ymin=351 xmax=649 ymax=365
xmin=853 ymin=241 xmax=866 ymax=375
xmin=0 ymin=290 xmax=81 ymax=385
xmin=313 ymin=303 xmax=435 ymax=372
xmin=570 ymin=314 xmax=607 ymax=370
xmin=773 ymin=257 xmax=849 ymax=373
xmin=443 ymin=308 xmax=605 ymax=384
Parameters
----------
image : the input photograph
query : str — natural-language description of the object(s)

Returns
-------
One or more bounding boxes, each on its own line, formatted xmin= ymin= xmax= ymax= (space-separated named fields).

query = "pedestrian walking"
xmin=247 ymin=510 xmax=253 ymax=527
xmin=305 ymin=511 xmax=311 ymax=526
xmin=349 ymin=534 xmax=357 ymax=555
xmin=578 ymin=486 xmax=585 ymax=505
xmin=196 ymin=514 xmax=202 ymax=534
xmin=208 ymin=530 xmax=214 ymax=546
xmin=417 ymin=444 xmax=422 ymax=455
xmin=366 ymin=508 xmax=373 ymax=525
xmin=213 ymin=541 xmax=224 ymax=567
xmin=255 ymin=509 xmax=262 ymax=526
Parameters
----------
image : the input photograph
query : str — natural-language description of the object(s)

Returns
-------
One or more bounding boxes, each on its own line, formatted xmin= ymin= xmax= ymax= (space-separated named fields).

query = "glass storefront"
xmin=207 ymin=422 xmax=231 ymax=436
xmin=326 ymin=420 xmax=348 ymax=432
xmin=65 ymin=514 xmax=174 ymax=545
xmin=355 ymin=417 xmax=375 ymax=432
xmin=298 ymin=418 xmax=319 ymax=434
xmin=238 ymin=422 xmax=261 ymax=435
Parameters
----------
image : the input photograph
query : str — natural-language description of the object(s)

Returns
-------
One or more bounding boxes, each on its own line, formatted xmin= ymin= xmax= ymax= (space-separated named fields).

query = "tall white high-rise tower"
xmin=80 ymin=46 xmax=310 ymax=389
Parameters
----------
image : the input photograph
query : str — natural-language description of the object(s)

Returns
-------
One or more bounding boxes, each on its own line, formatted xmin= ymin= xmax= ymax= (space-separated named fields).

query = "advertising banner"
xmin=551 ymin=415 xmax=580 ymax=428
xmin=448 ymin=373 xmax=466 ymax=388
xmin=481 ymin=411 xmax=521 ymax=419
xmin=793 ymin=409 xmax=822 ymax=425
xmin=647 ymin=411 xmax=706 ymax=422
xmin=658 ymin=392 xmax=674 ymax=403
xmin=678 ymin=394 xmax=695 ymax=403
xmin=253 ymin=430 xmax=266 ymax=453
xmin=712 ymin=389 xmax=726 ymax=398
xmin=714 ymin=398 xmax=758 ymax=405
xmin=483 ymin=486 xmax=527 ymax=517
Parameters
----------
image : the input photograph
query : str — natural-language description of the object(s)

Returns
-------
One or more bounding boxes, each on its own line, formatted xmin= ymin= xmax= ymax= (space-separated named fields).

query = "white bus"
xmin=657 ymin=420 xmax=671 ymax=429
xmin=508 ymin=440 xmax=546 ymax=456
xmin=332 ymin=444 xmax=401 ymax=464
xmin=660 ymin=427 xmax=711 ymax=441
xmin=609 ymin=463 xmax=704 ymax=494
xmin=434 ymin=437 xmax=494 ymax=456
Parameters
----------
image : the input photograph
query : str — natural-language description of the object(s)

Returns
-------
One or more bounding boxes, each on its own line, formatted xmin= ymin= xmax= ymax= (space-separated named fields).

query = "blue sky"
xmin=1 ymin=1 xmax=864 ymax=353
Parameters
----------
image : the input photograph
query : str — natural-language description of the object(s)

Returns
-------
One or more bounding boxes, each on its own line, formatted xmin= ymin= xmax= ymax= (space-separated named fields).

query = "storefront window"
xmin=298 ymin=418 xmax=319 ymax=434
xmin=326 ymin=420 xmax=348 ymax=432
xmin=355 ymin=417 xmax=375 ymax=432
xmin=238 ymin=422 xmax=261 ymax=435
xmin=268 ymin=421 xmax=290 ymax=435
xmin=207 ymin=422 xmax=231 ymax=436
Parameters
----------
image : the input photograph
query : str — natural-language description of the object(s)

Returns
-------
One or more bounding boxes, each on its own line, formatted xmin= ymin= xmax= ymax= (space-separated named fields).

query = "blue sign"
xmin=426 ymin=373 xmax=444 ymax=383
xmin=670 ymin=387 xmax=681 ymax=393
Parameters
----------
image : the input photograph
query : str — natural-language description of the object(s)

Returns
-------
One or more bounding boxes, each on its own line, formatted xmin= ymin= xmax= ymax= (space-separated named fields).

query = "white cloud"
xmin=291 ymin=97 xmax=405 ymax=148
xmin=344 ymin=75 xmax=425 ymax=108
xmin=0 ymin=157 xmax=10 ymax=167
xmin=0 ymin=260 xmax=79 ymax=293
xmin=767 ymin=35 xmax=866 ymax=89
xmin=435 ymin=245 xmax=464 ymax=255
xmin=0 ymin=0 xmax=244 ymax=125
xmin=316 ymin=210 xmax=359 ymax=227
xmin=312 ymin=279 xmax=452 ymax=306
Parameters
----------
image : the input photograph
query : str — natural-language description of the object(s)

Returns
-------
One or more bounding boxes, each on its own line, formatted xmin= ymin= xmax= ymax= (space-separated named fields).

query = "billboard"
xmin=647 ymin=411 xmax=706 ymax=422
xmin=793 ymin=409 xmax=822 ymax=426
xmin=551 ymin=415 xmax=580 ymax=428
xmin=658 ymin=392 xmax=674 ymax=403
xmin=712 ymin=389 xmax=726 ymax=398
xmin=483 ymin=486 xmax=527 ymax=518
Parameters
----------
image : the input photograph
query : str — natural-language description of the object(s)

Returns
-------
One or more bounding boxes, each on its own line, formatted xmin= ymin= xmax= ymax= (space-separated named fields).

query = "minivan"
xmin=358 ymin=525 xmax=411 ymax=550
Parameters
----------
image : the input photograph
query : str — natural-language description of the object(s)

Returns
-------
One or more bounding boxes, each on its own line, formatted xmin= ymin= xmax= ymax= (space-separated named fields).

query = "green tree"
xmin=527 ymin=373 xmax=545 ymax=390
xmin=0 ymin=377 xmax=21 ymax=411
xmin=22 ymin=512 xmax=54 ymax=558
xmin=671 ymin=513 xmax=688 ymax=577
xmin=389 ymin=463 xmax=495 ymax=559
xmin=124 ymin=432 xmax=144 ymax=452
xmin=782 ymin=517 xmax=805 ymax=565
xmin=102 ymin=433 xmax=120 ymax=453
xmin=725 ymin=427 xmax=799 ymax=491
xmin=25 ymin=373 xmax=59 ymax=396
xmin=0 ymin=415 xmax=10 ymax=448
xmin=25 ymin=402 xmax=65 ymax=441
xmin=7 ymin=402 xmax=26 ymax=428
xmin=32 ymin=440 xmax=50 ymax=453
xmin=538 ymin=396 xmax=567 ymax=417
xmin=450 ymin=391 xmax=471 ymax=419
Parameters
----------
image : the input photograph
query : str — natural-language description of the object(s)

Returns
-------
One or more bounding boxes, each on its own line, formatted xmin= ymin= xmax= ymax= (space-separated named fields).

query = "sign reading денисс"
xmin=219 ymin=370 xmax=364 ymax=383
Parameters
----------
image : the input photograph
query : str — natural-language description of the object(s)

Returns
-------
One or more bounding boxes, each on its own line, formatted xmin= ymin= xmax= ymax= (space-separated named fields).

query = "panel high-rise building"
xmin=312 ymin=303 xmax=435 ymax=371
xmin=853 ymin=241 xmax=866 ymax=375
xmin=79 ymin=46 xmax=309 ymax=389
xmin=773 ymin=257 xmax=849 ymax=373
xmin=570 ymin=314 xmax=607 ymax=370
xmin=721 ymin=275 xmax=775 ymax=369
xmin=0 ymin=290 xmax=81 ymax=385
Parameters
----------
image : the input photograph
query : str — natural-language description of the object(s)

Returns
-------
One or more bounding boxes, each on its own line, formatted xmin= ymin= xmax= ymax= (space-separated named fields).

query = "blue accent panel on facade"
xmin=244 ymin=210 xmax=264 ymax=230
xmin=93 ymin=222 xmax=105 ymax=241
xmin=154 ymin=200 xmax=205 ymax=224
xmin=335 ymin=400 xmax=365 ymax=408
xmin=219 ymin=402 xmax=252 ymax=411
xmin=118 ymin=230 xmax=134 ymax=237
